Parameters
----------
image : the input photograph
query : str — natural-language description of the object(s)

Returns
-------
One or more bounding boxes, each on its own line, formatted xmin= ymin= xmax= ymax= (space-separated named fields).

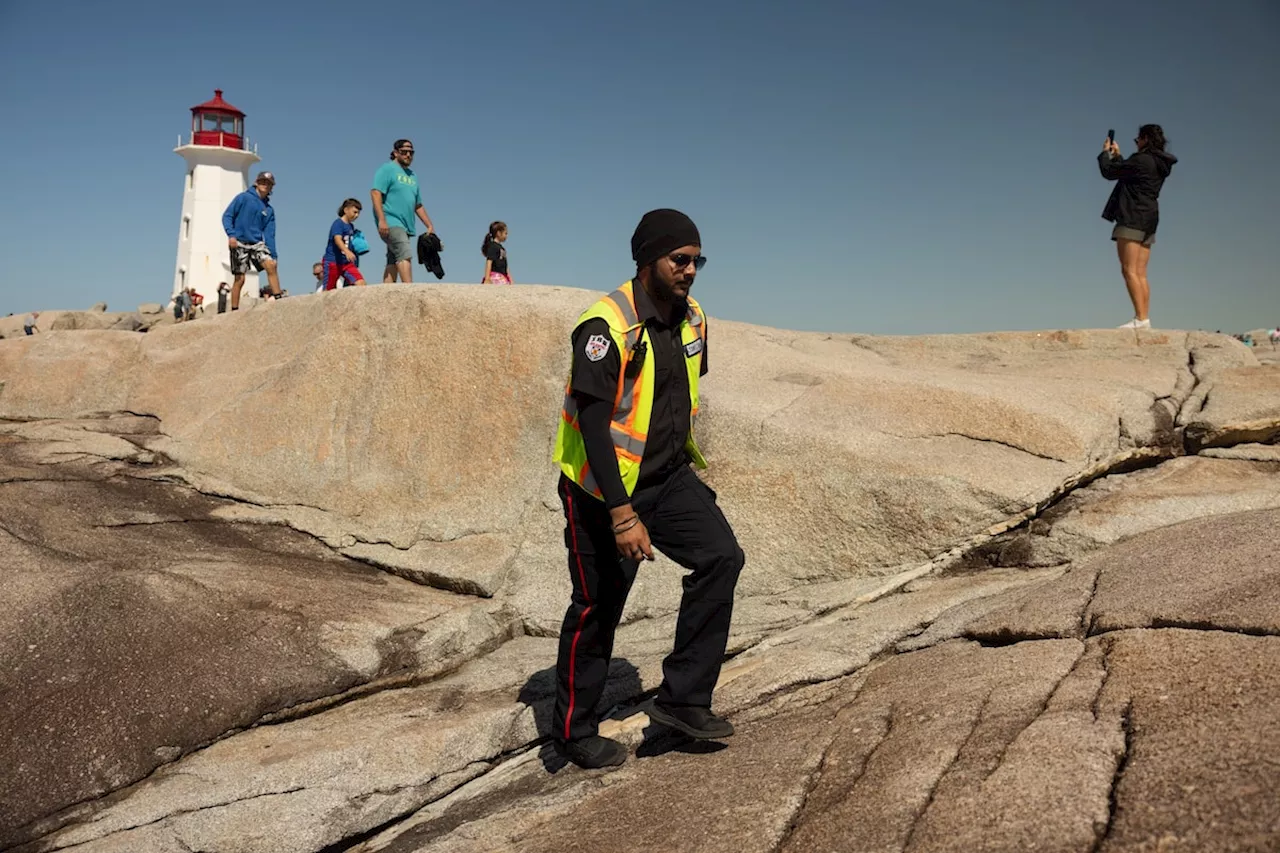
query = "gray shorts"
xmin=231 ymin=242 xmax=274 ymax=274
xmin=1112 ymin=225 xmax=1155 ymax=248
xmin=383 ymin=227 xmax=413 ymax=264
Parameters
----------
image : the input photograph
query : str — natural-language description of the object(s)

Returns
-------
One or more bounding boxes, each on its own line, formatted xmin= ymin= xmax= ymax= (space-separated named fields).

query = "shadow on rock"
xmin=518 ymin=659 xmax=644 ymax=772
xmin=635 ymin=713 xmax=730 ymax=760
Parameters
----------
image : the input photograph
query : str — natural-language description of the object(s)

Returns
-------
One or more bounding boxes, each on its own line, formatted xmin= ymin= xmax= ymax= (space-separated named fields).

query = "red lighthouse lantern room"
xmin=190 ymin=89 xmax=246 ymax=149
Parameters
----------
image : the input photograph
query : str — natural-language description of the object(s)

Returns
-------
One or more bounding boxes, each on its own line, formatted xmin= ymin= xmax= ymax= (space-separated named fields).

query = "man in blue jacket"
xmin=223 ymin=171 xmax=283 ymax=310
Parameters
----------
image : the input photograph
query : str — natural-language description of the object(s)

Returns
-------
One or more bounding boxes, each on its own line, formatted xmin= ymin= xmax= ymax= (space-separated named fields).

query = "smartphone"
xmin=1107 ymin=129 xmax=1115 ymax=142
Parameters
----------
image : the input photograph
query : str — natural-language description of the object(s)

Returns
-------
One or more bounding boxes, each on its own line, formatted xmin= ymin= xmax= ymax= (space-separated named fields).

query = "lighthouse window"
xmin=201 ymin=114 xmax=220 ymax=132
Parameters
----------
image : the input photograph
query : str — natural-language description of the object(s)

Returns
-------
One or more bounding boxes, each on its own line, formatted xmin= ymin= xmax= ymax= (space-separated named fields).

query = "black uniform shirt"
xmin=569 ymin=282 xmax=709 ymax=503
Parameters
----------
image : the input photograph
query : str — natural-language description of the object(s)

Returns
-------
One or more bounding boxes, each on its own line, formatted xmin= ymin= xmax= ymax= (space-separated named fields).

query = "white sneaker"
xmin=1118 ymin=318 xmax=1151 ymax=330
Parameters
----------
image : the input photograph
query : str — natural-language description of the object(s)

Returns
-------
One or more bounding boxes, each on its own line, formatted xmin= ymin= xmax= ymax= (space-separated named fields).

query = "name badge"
xmin=684 ymin=338 xmax=704 ymax=357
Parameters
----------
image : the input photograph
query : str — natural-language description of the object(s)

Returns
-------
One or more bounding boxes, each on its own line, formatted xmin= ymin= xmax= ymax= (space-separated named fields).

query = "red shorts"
xmin=323 ymin=260 xmax=365 ymax=291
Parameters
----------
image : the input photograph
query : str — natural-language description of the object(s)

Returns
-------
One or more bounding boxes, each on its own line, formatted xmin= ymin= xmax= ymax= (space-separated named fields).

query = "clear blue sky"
xmin=1 ymin=0 xmax=1276 ymax=334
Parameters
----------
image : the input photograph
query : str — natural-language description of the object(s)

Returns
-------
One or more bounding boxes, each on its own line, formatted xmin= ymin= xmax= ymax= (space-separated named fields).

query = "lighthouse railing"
xmin=176 ymin=131 xmax=256 ymax=153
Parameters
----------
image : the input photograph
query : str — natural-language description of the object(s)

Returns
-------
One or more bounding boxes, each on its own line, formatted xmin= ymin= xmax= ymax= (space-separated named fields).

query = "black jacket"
xmin=416 ymin=232 xmax=445 ymax=279
xmin=1099 ymin=148 xmax=1177 ymax=234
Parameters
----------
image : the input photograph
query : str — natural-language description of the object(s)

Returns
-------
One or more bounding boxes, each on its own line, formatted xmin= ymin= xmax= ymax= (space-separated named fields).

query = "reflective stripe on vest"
xmin=557 ymin=287 xmax=646 ymax=432
xmin=553 ymin=280 xmax=707 ymax=500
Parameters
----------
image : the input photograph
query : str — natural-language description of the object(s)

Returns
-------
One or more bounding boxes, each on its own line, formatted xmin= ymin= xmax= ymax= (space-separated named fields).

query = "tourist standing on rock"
xmin=370 ymin=140 xmax=436 ymax=284
xmin=223 ymin=171 xmax=284 ymax=310
xmin=1099 ymin=125 xmax=1177 ymax=330
xmin=322 ymin=198 xmax=368 ymax=291
xmin=217 ymin=282 xmax=230 ymax=314
xmin=23 ymin=312 xmax=38 ymax=335
xmin=481 ymin=221 xmax=512 ymax=284
xmin=173 ymin=288 xmax=191 ymax=322
xmin=551 ymin=208 xmax=744 ymax=769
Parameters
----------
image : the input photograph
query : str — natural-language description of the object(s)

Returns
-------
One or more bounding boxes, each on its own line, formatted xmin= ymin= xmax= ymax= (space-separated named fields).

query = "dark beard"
xmin=645 ymin=262 xmax=678 ymax=303
xmin=642 ymin=264 xmax=689 ymax=325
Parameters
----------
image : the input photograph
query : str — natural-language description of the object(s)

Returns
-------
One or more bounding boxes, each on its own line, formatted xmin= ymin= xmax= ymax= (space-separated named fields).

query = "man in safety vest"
xmin=551 ymin=209 xmax=746 ymax=769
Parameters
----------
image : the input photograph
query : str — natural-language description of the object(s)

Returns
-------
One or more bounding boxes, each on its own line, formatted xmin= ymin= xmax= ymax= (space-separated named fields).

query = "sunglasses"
xmin=397 ymin=148 xmax=415 ymax=156
xmin=668 ymin=253 xmax=707 ymax=271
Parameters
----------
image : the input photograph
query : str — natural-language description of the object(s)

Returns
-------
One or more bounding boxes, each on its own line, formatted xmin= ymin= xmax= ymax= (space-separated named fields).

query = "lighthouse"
xmin=172 ymin=90 xmax=262 ymax=302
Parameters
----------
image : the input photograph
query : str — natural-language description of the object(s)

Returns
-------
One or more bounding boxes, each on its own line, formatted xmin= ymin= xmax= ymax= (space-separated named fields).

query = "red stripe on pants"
xmin=563 ymin=481 xmax=593 ymax=741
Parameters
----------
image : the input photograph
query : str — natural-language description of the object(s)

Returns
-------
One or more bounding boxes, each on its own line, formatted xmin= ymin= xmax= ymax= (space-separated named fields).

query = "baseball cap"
xmin=255 ymin=171 xmax=275 ymax=185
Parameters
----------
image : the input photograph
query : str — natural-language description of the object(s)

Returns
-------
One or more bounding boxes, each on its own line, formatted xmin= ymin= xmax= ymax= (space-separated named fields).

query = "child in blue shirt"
xmin=322 ymin=198 xmax=368 ymax=290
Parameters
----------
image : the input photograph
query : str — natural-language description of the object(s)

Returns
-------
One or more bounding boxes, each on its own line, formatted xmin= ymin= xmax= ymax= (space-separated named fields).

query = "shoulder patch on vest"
xmin=684 ymin=338 xmax=704 ymax=357
xmin=585 ymin=334 xmax=611 ymax=362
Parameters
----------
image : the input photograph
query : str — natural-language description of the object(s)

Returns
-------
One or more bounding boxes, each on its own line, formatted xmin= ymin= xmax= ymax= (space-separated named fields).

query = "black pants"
xmin=553 ymin=466 xmax=745 ymax=742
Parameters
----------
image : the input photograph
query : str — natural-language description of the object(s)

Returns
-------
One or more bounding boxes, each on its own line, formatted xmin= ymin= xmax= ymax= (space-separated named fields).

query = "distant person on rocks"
xmin=1270 ymin=327 xmax=1279 ymax=348
xmin=189 ymin=288 xmax=205 ymax=316
xmin=23 ymin=312 xmax=38 ymax=335
xmin=173 ymin=289 xmax=191 ymax=322
xmin=370 ymin=139 xmax=436 ymax=284
xmin=1099 ymin=124 xmax=1177 ymax=330
xmin=550 ymin=208 xmax=743 ymax=769
xmin=313 ymin=263 xmax=325 ymax=293
xmin=481 ymin=221 xmax=512 ymax=285
xmin=217 ymin=281 xmax=230 ymax=313
xmin=224 ymin=171 xmax=283 ymax=310
xmin=322 ymin=198 xmax=368 ymax=291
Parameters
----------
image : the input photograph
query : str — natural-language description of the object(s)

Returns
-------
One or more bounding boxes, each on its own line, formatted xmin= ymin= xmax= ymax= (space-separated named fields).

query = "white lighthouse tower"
xmin=172 ymin=90 xmax=261 ymax=303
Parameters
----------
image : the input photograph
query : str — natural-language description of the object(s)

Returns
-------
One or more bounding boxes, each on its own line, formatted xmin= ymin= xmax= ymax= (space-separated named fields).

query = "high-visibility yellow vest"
xmin=554 ymin=280 xmax=708 ymax=499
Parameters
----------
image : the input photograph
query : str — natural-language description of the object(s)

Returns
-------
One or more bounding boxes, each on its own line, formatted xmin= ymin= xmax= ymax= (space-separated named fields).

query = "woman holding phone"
xmin=1099 ymin=124 xmax=1177 ymax=330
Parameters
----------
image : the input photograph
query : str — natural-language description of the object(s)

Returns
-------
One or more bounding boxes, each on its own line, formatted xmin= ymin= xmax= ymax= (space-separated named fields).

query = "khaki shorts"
xmin=383 ymin=227 xmax=413 ymax=265
xmin=1112 ymin=225 xmax=1155 ymax=248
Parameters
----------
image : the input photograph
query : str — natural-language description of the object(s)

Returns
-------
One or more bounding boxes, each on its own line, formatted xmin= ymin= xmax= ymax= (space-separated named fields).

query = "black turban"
xmin=631 ymin=209 xmax=701 ymax=269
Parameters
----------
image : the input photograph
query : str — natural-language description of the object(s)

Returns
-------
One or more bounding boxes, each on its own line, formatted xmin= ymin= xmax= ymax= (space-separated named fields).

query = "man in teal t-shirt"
xmin=371 ymin=138 xmax=437 ymax=283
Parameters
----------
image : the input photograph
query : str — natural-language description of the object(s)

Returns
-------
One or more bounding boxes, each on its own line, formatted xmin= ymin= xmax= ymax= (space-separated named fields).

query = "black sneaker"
xmin=555 ymin=735 xmax=628 ymax=769
xmin=648 ymin=702 xmax=735 ymax=740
